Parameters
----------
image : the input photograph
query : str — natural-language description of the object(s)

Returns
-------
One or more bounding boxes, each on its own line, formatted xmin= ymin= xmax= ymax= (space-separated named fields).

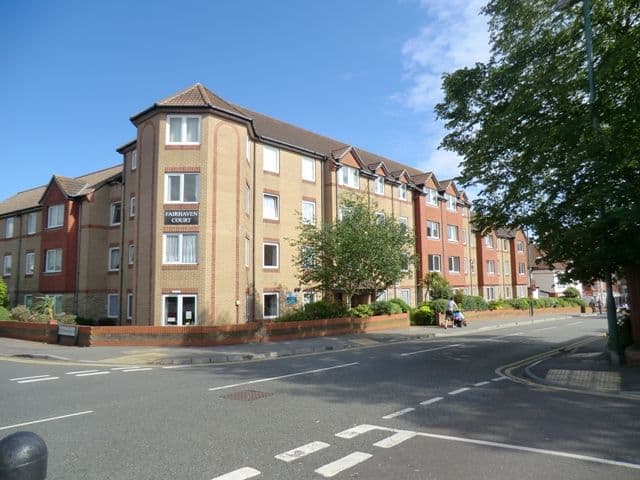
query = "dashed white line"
xmin=335 ymin=424 xmax=379 ymax=439
xmin=121 ymin=368 xmax=153 ymax=372
xmin=315 ymin=452 xmax=372 ymax=478
xmin=275 ymin=441 xmax=330 ymax=462
xmin=76 ymin=371 xmax=110 ymax=377
xmin=419 ymin=396 xmax=443 ymax=406
xmin=110 ymin=366 xmax=138 ymax=370
xmin=448 ymin=387 xmax=470 ymax=395
xmin=17 ymin=376 xmax=59 ymax=384
xmin=474 ymin=381 xmax=490 ymax=387
xmin=400 ymin=344 xmax=462 ymax=356
xmin=66 ymin=370 xmax=100 ymax=375
xmin=374 ymin=431 xmax=416 ymax=448
xmin=382 ymin=408 xmax=415 ymax=419
xmin=10 ymin=374 xmax=52 ymax=381
xmin=162 ymin=365 xmax=191 ymax=369
xmin=491 ymin=376 xmax=508 ymax=382
xmin=0 ymin=410 xmax=94 ymax=431
xmin=208 ymin=362 xmax=359 ymax=391
xmin=210 ymin=467 xmax=261 ymax=480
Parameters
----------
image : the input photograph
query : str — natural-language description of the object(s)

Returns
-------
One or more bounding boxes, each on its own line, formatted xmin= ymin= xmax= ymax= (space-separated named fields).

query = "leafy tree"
xmin=423 ymin=272 xmax=452 ymax=300
xmin=436 ymin=0 xmax=640 ymax=342
xmin=563 ymin=286 xmax=581 ymax=298
xmin=291 ymin=195 xmax=415 ymax=309
xmin=0 ymin=279 xmax=7 ymax=308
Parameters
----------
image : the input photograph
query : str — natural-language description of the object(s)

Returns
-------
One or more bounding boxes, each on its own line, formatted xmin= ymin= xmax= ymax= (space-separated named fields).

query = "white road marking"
xmin=275 ymin=441 xmax=330 ymax=462
xmin=10 ymin=374 xmax=51 ymax=381
xmin=491 ymin=376 xmax=508 ymax=382
xmin=0 ymin=410 xmax=94 ymax=431
xmin=315 ymin=452 xmax=372 ymax=478
xmin=448 ymin=387 xmax=470 ymax=395
xmin=335 ymin=424 xmax=379 ymax=439
xmin=382 ymin=407 xmax=415 ymax=419
xmin=110 ymin=366 xmax=138 ymax=370
xmin=208 ymin=362 xmax=359 ymax=391
xmin=474 ymin=381 xmax=490 ymax=387
xmin=162 ymin=365 xmax=191 ymax=369
xmin=17 ymin=376 xmax=59 ymax=384
xmin=122 ymin=368 xmax=152 ymax=372
xmin=66 ymin=370 xmax=100 ymax=375
xmin=533 ymin=326 xmax=557 ymax=332
xmin=567 ymin=321 xmax=582 ymax=326
xmin=76 ymin=371 xmax=110 ymax=377
xmin=419 ymin=396 xmax=443 ymax=406
xmin=483 ymin=333 xmax=524 ymax=341
xmin=374 ymin=431 xmax=416 ymax=448
xmin=210 ymin=467 xmax=261 ymax=480
xmin=400 ymin=344 xmax=462 ymax=356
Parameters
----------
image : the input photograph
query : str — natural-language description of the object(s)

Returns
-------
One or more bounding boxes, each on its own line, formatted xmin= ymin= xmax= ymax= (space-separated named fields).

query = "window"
xmin=244 ymin=238 xmax=250 ymax=268
xmin=2 ymin=255 xmax=11 ymax=276
xmin=263 ymin=242 xmax=279 ymax=269
xmin=427 ymin=221 xmax=440 ymax=239
xmin=376 ymin=290 xmax=388 ymax=301
xmin=263 ymin=292 xmax=279 ymax=319
xmin=398 ymin=184 xmax=408 ymax=200
xmin=5 ymin=217 xmax=14 ymax=238
xmin=375 ymin=212 xmax=385 ymax=224
xmin=484 ymin=235 xmax=494 ymax=248
xmin=400 ymin=289 xmax=410 ymax=305
xmin=462 ymin=228 xmax=468 ymax=245
xmin=399 ymin=217 xmax=408 ymax=232
xmin=128 ymin=244 xmax=135 ymax=265
xmin=263 ymin=145 xmax=279 ymax=173
xmin=464 ymin=257 xmax=468 ymax=274
xmin=502 ymin=239 xmax=509 ymax=251
xmin=302 ymin=157 xmax=315 ymax=181
xmin=108 ymin=247 xmax=120 ymax=271
xmin=47 ymin=204 xmax=64 ymax=228
xmin=401 ymin=254 xmax=409 ymax=272
xmin=447 ymin=225 xmax=459 ymax=242
xmin=486 ymin=260 xmax=495 ymax=275
xmin=374 ymin=176 xmax=385 ymax=195
xmin=167 ymin=115 xmax=200 ymax=144
xmin=27 ymin=213 xmax=37 ymax=235
xmin=448 ymin=256 xmax=461 ymax=273
xmin=303 ymin=291 xmax=316 ymax=305
xmin=24 ymin=295 xmax=33 ymax=309
xmin=246 ymin=137 xmax=251 ymax=163
xmin=107 ymin=294 xmax=119 ymax=318
xmin=127 ymin=293 xmax=134 ymax=320
xmin=46 ymin=295 xmax=64 ymax=314
xmin=445 ymin=194 xmax=456 ymax=211
xmin=263 ymin=194 xmax=279 ymax=220
xmin=504 ymin=286 xmax=512 ymax=299
xmin=163 ymin=233 xmax=198 ymax=264
xmin=517 ymin=285 xmax=527 ymax=298
xmin=518 ymin=262 xmax=526 ymax=275
xmin=339 ymin=165 xmax=359 ymax=189
xmin=131 ymin=150 xmax=137 ymax=170
xmin=165 ymin=173 xmax=199 ymax=203
xmin=302 ymin=201 xmax=316 ymax=225
xmin=245 ymin=184 xmax=251 ymax=214
xmin=470 ymin=258 xmax=475 ymax=274
xmin=110 ymin=202 xmax=122 ymax=226
xmin=45 ymin=249 xmax=62 ymax=273
xmin=425 ymin=187 xmax=438 ymax=206
xmin=517 ymin=240 xmax=525 ymax=252
xmin=129 ymin=196 xmax=136 ymax=217
xmin=486 ymin=287 xmax=495 ymax=300
xmin=428 ymin=254 xmax=441 ymax=272
xmin=163 ymin=295 xmax=197 ymax=325
xmin=301 ymin=246 xmax=316 ymax=270
xmin=504 ymin=261 xmax=511 ymax=274
xmin=25 ymin=252 xmax=35 ymax=275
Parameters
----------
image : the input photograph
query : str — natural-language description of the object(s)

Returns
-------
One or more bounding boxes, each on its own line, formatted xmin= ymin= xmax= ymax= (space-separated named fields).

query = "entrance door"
xmin=163 ymin=295 xmax=197 ymax=325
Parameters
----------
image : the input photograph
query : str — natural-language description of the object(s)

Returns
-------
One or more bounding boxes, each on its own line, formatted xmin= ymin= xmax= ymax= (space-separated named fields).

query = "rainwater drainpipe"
xmin=251 ymin=137 xmax=257 ymax=322
xmin=14 ymin=214 xmax=23 ymax=306
xmin=118 ymin=172 xmax=127 ymax=326
xmin=73 ymin=201 xmax=82 ymax=316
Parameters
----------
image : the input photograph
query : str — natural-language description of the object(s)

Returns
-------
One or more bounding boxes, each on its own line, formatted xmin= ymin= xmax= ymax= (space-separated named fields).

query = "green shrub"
xmin=509 ymin=298 xmax=530 ymax=310
xmin=460 ymin=295 xmax=489 ymax=311
xmin=277 ymin=309 xmax=310 ymax=322
xmin=0 ymin=306 xmax=9 ymax=320
xmin=371 ymin=300 xmax=402 ymax=315
xmin=350 ymin=304 xmax=373 ymax=318
xmin=488 ymin=299 xmax=509 ymax=310
xmin=563 ymin=286 xmax=581 ymax=298
xmin=410 ymin=304 xmax=436 ymax=325
xmin=389 ymin=298 xmax=411 ymax=313
xmin=453 ymin=289 xmax=464 ymax=304
xmin=9 ymin=305 xmax=31 ymax=322
xmin=56 ymin=313 xmax=77 ymax=325
xmin=303 ymin=301 xmax=348 ymax=320
xmin=0 ymin=280 xmax=7 ymax=308
xmin=429 ymin=298 xmax=449 ymax=313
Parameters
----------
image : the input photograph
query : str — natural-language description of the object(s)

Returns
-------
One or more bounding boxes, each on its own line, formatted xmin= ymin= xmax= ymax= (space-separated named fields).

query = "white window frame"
xmin=484 ymin=235 xmax=494 ymax=249
xmin=27 ymin=212 xmax=37 ymax=235
xmin=244 ymin=237 xmax=250 ymax=268
xmin=486 ymin=287 xmax=495 ymax=300
xmin=428 ymin=254 xmax=441 ymax=272
xmin=301 ymin=200 xmax=316 ymax=225
xmin=462 ymin=228 xmax=468 ymax=245
xmin=263 ymin=145 xmax=280 ymax=174
xmin=2 ymin=255 xmax=11 ymax=277
xmin=464 ymin=257 xmax=469 ymax=274
xmin=24 ymin=294 xmax=33 ymax=309
xmin=375 ymin=212 xmax=385 ymax=224
xmin=45 ymin=248 xmax=62 ymax=273
xmin=517 ymin=240 xmax=525 ymax=252
xmin=517 ymin=285 xmax=527 ymax=298
xmin=108 ymin=247 xmax=120 ymax=271
xmin=399 ymin=217 xmax=408 ymax=232
xmin=131 ymin=150 xmax=137 ymax=171
xmin=448 ymin=256 xmax=461 ymax=273
xmin=504 ymin=261 xmax=511 ymax=274
xmin=166 ymin=115 xmax=201 ymax=145
xmin=376 ymin=290 xmax=388 ymax=301
xmin=164 ymin=173 xmax=200 ymax=204
xmin=245 ymin=184 xmax=251 ymax=214
xmin=398 ymin=183 xmax=408 ymax=201
xmin=301 ymin=157 xmax=315 ymax=182
xmin=427 ymin=221 xmax=440 ymax=239
xmin=107 ymin=293 xmax=119 ymax=318
xmin=400 ymin=289 xmax=410 ymax=305
xmin=447 ymin=225 xmax=459 ymax=242
xmin=303 ymin=291 xmax=316 ymax=305
xmin=163 ymin=233 xmax=198 ymax=264
xmin=127 ymin=293 xmax=134 ymax=320
xmin=129 ymin=196 xmax=136 ymax=217
xmin=374 ymin=176 xmax=385 ymax=195
xmin=401 ymin=253 xmax=410 ymax=272
xmin=128 ymin=244 xmax=135 ymax=265
xmin=446 ymin=194 xmax=457 ymax=211
xmin=246 ymin=137 xmax=251 ymax=163
xmin=110 ymin=202 xmax=122 ymax=226
xmin=425 ymin=187 xmax=438 ymax=206
xmin=519 ymin=262 xmax=526 ymax=275
xmin=487 ymin=260 xmax=495 ymax=275
xmin=25 ymin=252 xmax=35 ymax=275
xmin=263 ymin=193 xmax=279 ymax=220
xmin=263 ymin=292 xmax=279 ymax=319
xmin=263 ymin=242 xmax=279 ymax=269
xmin=338 ymin=165 xmax=359 ymax=189
xmin=47 ymin=204 xmax=64 ymax=229
xmin=5 ymin=217 xmax=14 ymax=238
xmin=502 ymin=239 xmax=509 ymax=251
xmin=162 ymin=294 xmax=198 ymax=326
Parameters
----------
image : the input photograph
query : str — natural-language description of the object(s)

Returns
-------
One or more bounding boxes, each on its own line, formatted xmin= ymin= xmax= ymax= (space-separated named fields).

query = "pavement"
xmin=1 ymin=313 xmax=638 ymax=399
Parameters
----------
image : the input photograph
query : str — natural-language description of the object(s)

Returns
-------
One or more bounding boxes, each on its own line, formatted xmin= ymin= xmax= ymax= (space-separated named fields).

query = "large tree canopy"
xmin=436 ymin=0 xmax=640 ymax=283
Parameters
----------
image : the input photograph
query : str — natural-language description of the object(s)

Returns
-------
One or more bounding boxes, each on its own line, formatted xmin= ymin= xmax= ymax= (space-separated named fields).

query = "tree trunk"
xmin=625 ymin=264 xmax=640 ymax=344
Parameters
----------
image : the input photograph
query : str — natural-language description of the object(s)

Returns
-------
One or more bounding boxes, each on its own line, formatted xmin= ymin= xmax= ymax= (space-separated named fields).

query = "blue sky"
xmin=0 ymin=0 xmax=490 ymax=202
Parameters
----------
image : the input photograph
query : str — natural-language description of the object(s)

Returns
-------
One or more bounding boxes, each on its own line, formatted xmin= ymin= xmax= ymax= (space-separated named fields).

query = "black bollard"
xmin=0 ymin=431 xmax=48 ymax=480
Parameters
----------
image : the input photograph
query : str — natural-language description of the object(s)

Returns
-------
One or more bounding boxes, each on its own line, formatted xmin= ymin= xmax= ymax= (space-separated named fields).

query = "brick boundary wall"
xmin=0 ymin=321 xmax=58 ymax=344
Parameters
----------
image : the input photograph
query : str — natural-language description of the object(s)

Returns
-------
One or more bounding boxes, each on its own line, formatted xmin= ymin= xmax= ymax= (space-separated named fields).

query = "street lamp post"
xmin=554 ymin=0 xmax=621 ymax=359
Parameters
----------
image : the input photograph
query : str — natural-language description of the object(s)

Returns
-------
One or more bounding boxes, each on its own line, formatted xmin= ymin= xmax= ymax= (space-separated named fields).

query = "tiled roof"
xmin=0 ymin=164 xmax=122 ymax=216
xmin=153 ymin=84 xmax=248 ymax=118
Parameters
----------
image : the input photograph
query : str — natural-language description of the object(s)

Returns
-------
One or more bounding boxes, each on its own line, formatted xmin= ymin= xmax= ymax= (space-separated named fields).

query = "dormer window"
xmin=424 ymin=187 xmax=438 ymax=206
xmin=339 ymin=165 xmax=359 ymax=189
xmin=445 ymin=194 xmax=457 ymax=211
xmin=167 ymin=115 xmax=200 ymax=145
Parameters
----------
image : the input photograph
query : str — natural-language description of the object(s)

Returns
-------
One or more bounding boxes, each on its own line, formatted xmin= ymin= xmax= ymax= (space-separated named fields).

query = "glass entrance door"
xmin=163 ymin=295 xmax=197 ymax=325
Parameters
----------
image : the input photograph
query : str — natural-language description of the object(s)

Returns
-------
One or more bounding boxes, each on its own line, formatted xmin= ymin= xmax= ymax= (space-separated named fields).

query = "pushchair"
xmin=452 ymin=310 xmax=467 ymax=327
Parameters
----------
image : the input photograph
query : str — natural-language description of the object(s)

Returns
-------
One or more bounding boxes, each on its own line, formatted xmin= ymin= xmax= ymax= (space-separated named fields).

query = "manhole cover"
xmin=221 ymin=390 xmax=274 ymax=401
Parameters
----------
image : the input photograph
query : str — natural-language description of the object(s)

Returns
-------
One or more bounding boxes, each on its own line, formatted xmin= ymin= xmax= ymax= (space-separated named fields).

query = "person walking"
xmin=445 ymin=297 xmax=458 ymax=329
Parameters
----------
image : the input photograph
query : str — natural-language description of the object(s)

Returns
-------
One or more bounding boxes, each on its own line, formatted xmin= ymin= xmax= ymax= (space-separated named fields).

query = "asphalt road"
xmin=1 ymin=317 xmax=638 ymax=479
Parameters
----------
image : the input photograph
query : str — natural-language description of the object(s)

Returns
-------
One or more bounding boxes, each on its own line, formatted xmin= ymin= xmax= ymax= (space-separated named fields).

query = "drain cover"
xmin=221 ymin=390 xmax=274 ymax=401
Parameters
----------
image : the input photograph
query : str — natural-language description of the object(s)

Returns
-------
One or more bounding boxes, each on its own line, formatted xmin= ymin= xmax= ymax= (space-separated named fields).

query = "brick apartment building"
xmin=0 ymin=84 xmax=530 ymax=325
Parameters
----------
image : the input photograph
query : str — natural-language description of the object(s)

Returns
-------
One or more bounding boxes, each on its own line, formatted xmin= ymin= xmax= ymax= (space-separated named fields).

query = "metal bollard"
xmin=0 ymin=431 xmax=48 ymax=480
